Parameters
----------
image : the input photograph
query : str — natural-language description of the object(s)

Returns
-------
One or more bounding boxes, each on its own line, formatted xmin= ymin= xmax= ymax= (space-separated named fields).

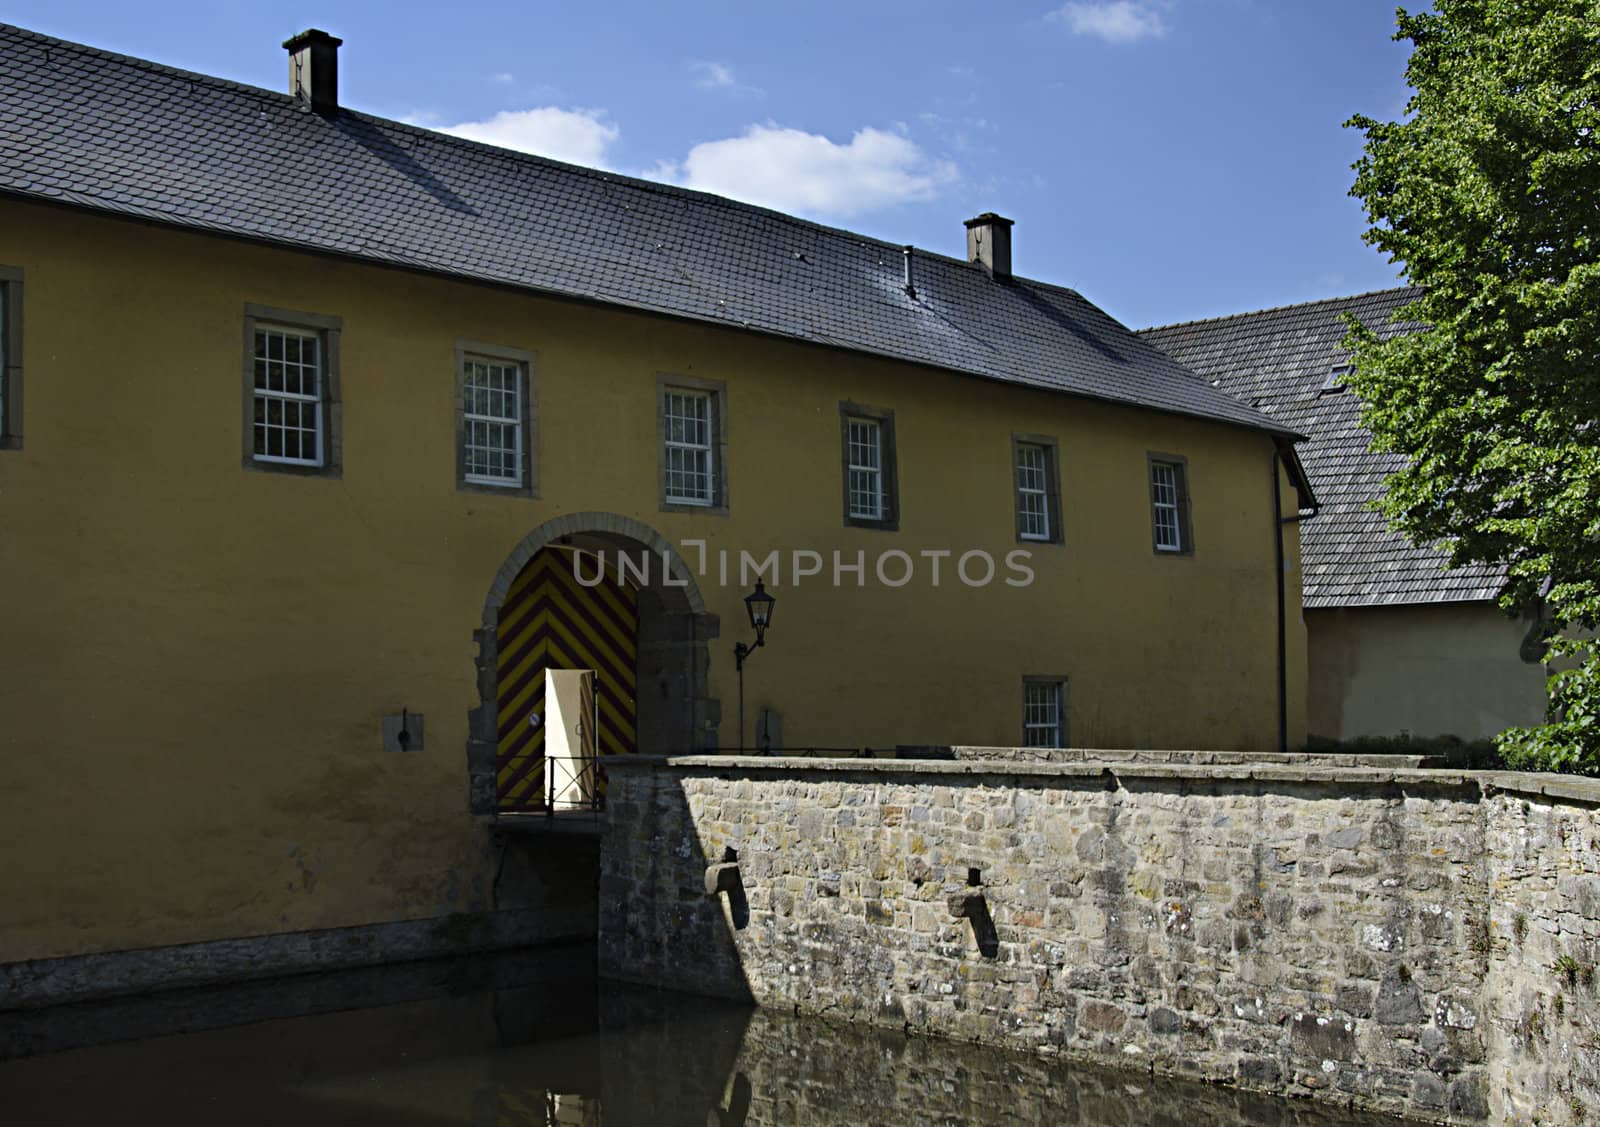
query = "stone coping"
xmin=605 ymin=754 xmax=1600 ymax=806
xmin=949 ymin=746 xmax=1447 ymax=768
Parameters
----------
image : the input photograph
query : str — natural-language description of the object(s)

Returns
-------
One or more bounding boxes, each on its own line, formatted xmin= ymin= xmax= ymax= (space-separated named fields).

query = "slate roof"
xmin=0 ymin=23 xmax=1291 ymax=440
xmin=1142 ymin=289 xmax=1506 ymax=608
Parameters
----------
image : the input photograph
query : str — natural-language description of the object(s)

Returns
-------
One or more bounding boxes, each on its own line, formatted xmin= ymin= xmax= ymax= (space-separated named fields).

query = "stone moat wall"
xmin=598 ymin=756 xmax=1600 ymax=1126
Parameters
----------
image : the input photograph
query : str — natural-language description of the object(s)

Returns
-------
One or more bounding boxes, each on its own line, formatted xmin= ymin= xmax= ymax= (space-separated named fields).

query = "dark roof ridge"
xmin=1140 ymin=285 xmax=1420 ymax=335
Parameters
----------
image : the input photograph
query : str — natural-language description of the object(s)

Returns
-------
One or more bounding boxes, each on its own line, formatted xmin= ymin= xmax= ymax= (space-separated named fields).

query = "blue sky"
xmin=6 ymin=1 xmax=1416 ymax=327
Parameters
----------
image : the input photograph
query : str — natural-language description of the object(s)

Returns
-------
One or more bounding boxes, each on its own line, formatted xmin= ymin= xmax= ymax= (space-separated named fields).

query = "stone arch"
xmin=467 ymin=512 xmax=719 ymax=815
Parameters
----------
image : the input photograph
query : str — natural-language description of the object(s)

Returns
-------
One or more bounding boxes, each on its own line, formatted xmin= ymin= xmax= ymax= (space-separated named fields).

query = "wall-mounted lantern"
xmin=734 ymin=580 xmax=776 ymax=752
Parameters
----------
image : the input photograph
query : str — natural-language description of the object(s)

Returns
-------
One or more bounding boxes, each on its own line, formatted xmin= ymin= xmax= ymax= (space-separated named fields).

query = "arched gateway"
xmin=466 ymin=513 xmax=719 ymax=815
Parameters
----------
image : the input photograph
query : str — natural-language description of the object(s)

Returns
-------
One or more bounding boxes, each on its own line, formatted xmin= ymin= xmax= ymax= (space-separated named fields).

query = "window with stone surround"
xmin=1013 ymin=434 xmax=1062 ymax=544
xmin=243 ymin=303 xmax=341 ymax=477
xmin=1023 ymin=678 xmax=1066 ymax=748
xmin=657 ymin=374 xmax=728 ymax=515
xmin=1148 ymin=453 xmax=1193 ymax=555
xmin=839 ymin=401 xmax=898 ymax=530
xmin=457 ymin=340 xmax=537 ymax=495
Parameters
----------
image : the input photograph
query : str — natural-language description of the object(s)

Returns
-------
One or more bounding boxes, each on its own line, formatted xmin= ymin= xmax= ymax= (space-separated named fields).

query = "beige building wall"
xmin=0 ymin=197 xmax=1305 ymax=964
xmin=1306 ymin=602 xmax=1547 ymax=742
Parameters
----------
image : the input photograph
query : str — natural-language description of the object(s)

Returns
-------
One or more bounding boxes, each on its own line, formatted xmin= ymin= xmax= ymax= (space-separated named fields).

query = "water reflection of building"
xmin=0 ymin=952 xmax=1393 ymax=1126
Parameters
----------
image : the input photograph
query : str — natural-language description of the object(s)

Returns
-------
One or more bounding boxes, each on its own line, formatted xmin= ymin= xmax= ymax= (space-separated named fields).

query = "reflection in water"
xmin=0 ymin=946 xmax=1402 ymax=1126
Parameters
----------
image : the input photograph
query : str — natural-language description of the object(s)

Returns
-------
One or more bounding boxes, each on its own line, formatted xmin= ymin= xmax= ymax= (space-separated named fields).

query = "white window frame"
xmin=242 ymin=304 xmax=340 ymax=477
xmin=456 ymin=340 xmax=537 ymax=497
xmin=1023 ymin=679 xmax=1065 ymax=749
xmin=1016 ymin=442 xmax=1051 ymax=541
xmin=1149 ymin=455 xmax=1191 ymax=554
xmin=839 ymin=402 xmax=898 ymax=530
xmin=461 ymin=355 xmax=525 ymax=488
xmin=251 ymin=323 xmax=325 ymax=467
xmin=656 ymin=374 xmax=727 ymax=515
xmin=846 ymin=417 xmax=884 ymax=521
xmin=663 ymin=388 xmax=715 ymax=506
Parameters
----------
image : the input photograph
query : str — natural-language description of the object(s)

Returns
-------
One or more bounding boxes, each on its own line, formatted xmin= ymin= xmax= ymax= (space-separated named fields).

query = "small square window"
xmin=840 ymin=402 xmax=898 ymax=530
xmin=242 ymin=304 xmax=340 ymax=477
xmin=457 ymin=341 xmax=536 ymax=495
xmin=1023 ymin=679 xmax=1066 ymax=748
xmin=1013 ymin=434 xmax=1063 ymax=544
xmin=658 ymin=375 xmax=727 ymax=514
xmin=1148 ymin=454 xmax=1193 ymax=555
xmin=0 ymin=265 xmax=22 ymax=450
xmin=1320 ymin=363 xmax=1353 ymax=395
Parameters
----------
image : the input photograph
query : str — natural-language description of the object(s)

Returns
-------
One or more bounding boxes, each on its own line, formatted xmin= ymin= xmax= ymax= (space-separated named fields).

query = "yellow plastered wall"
xmin=0 ymin=198 xmax=1306 ymax=961
xmin=1306 ymin=602 xmax=1544 ymax=742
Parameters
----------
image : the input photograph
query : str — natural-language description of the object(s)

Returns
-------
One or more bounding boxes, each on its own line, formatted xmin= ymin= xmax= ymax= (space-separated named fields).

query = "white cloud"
xmin=490 ymin=73 xmax=514 ymax=85
xmin=692 ymin=61 xmax=762 ymax=96
xmin=433 ymin=107 xmax=619 ymax=168
xmin=648 ymin=124 xmax=955 ymax=219
xmin=695 ymin=61 xmax=736 ymax=89
xmin=1049 ymin=1 xmax=1167 ymax=44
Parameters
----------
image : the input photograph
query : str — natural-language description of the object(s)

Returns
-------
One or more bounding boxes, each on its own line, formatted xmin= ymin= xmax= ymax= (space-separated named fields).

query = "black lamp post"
xmin=734 ymin=580 xmax=776 ymax=752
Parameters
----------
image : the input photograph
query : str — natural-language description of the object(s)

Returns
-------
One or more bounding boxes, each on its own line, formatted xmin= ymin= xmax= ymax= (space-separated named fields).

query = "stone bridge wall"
xmin=598 ymin=756 xmax=1600 ymax=1125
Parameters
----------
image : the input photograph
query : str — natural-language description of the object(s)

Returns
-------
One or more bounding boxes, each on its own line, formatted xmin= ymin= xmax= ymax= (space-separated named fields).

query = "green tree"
xmin=1344 ymin=1 xmax=1600 ymax=772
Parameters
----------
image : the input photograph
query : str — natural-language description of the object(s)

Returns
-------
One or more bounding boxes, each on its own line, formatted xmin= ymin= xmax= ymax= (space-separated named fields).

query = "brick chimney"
xmin=283 ymin=29 xmax=342 ymax=117
xmin=964 ymin=213 xmax=1014 ymax=281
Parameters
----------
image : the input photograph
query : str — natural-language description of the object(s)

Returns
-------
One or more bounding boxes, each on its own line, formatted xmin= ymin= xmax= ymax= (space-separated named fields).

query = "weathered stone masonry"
xmin=599 ymin=757 xmax=1600 ymax=1125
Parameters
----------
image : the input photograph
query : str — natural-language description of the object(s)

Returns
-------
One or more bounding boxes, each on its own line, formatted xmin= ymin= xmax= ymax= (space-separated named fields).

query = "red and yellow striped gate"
xmin=495 ymin=547 xmax=638 ymax=811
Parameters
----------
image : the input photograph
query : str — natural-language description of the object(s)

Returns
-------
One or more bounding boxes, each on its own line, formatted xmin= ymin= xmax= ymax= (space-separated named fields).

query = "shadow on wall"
xmin=598 ymin=769 xmax=758 ymax=1003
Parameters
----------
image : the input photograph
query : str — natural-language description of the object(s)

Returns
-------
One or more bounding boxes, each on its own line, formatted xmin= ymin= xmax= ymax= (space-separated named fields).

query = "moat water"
xmin=0 ymin=944 xmax=1405 ymax=1125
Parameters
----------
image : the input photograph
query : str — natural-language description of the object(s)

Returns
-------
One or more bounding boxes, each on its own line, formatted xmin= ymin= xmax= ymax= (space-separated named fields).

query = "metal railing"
xmin=500 ymin=745 xmax=961 ymax=826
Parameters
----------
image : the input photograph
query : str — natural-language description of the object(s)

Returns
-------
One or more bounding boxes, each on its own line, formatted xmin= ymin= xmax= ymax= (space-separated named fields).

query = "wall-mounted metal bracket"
xmin=382 ymin=710 xmax=424 ymax=752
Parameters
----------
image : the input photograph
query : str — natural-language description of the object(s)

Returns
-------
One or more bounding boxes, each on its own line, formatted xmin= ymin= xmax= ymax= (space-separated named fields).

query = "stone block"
xmin=1080 ymin=1000 xmax=1127 ymax=1034
xmin=1149 ymin=1007 xmax=1181 ymax=1035
xmin=1433 ymin=992 xmax=1478 ymax=1030
xmin=1333 ymin=981 xmax=1373 ymax=1019
xmin=1374 ymin=967 xmax=1424 ymax=1025
xmin=1447 ymin=1073 xmax=1489 ymax=1120
xmin=1412 ymin=1073 xmax=1447 ymax=1109
xmin=1326 ymin=826 xmax=1363 ymax=849
xmin=1289 ymin=1014 xmax=1355 ymax=1061
xmin=1236 ymin=1057 xmax=1281 ymax=1086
